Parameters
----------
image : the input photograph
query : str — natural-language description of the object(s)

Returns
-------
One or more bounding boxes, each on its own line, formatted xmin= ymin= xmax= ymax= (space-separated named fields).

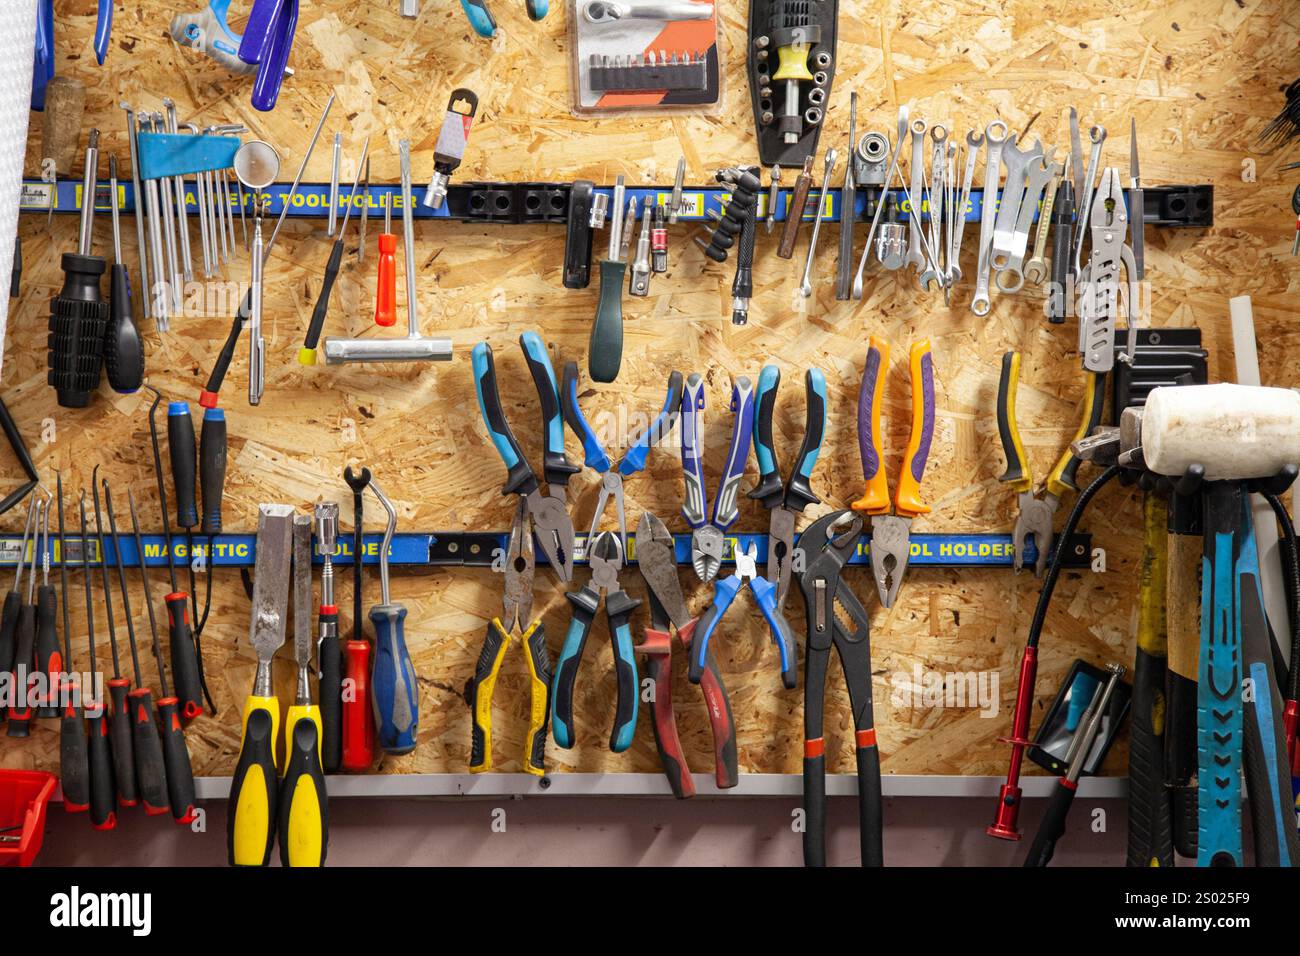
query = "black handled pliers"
xmin=797 ymin=510 xmax=882 ymax=868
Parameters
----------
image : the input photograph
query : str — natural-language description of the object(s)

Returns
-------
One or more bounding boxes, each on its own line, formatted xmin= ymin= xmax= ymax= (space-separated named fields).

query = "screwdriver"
xmin=103 ymin=480 xmax=170 ymax=816
xmin=91 ymin=473 xmax=140 ymax=810
xmin=49 ymin=129 xmax=109 ymax=408
xmin=104 ymin=155 xmax=143 ymax=394
xmin=358 ymin=158 xmax=369 ymax=266
xmin=34 ymin=494 xmax=60 ymax=719
xmin=79 ymin=492 xmax=117 ymax=830
xmin=589 ymin=176 xmax=629 ymax=383
xmin=315 ymin=503 xmax=342 ymax=772
xmin=0 ymin=496 xmax=38 ymax=724
xmin=148 ymin=391 xmax=204 ymax=720
xmin=341 ymin=466 xmax=376 ymax=771
xmin=6 ymin=497 xmax=44 ymax=738
xmin=55 ymin=475 xmax=90 ymax=813
xmin=368 ymin=479 xmax=417 ymax=754
xmin=374 ymin=192 xmax=397 ymax=327
xmin=301 ymin=137 xmax=370 ymax=365
xmin=128 ymin=489 xmax=196 ymax=825
xmin=279 ymin=514 xmax=328 ymax=866
xmin=771 ymin=0 xmax=815 ymax=146
xmin=198 ymin=405 xmax=227 ymax=638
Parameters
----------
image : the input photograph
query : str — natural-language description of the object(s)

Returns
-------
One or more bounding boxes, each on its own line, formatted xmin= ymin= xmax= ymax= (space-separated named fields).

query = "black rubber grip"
xmin=553 ymin=589 xmax=598 ymax=750
xmin=200 ymin=409 xmax=227 ymax=535
xmin=1048 ymin=180 xmax=1074 ymax=324
xmin=468 ymin=621 xmax=507 ymax=770
xmin=474 ymin=343 xmax=538 ymax=499
xmin=318 ymin=628 xmax=342 ymax=773
xmin=157 ymin=697 xmax=196 ymax=825
xmin=588 ymin=259 xmax=625 ymax=383
xmin=1126 ymin=645 xmax=1174 ymax=866
xmin=748 ymin=368 xmax=783 ymax=507
xmin=107 ymin=679 xmax=138 ymax=807
xmin=304 ymin=239 xmax=345 ymax=350
xmin=1023 ymin=779 xmax=1076 ymax=866
xmin=1165 ymin=669 xmax=1199 ymax=858
xmin=1056 ymin=372 xmax=1106 ymax=492
xmin=129 ymin=688 xmax=170 ymax=815
xmin=278 ymin=716 xmax=329 ymax=867
xmin=59 ymin=694 xmax=90 ymax=812
xmin=86 ymin=711 xmax=117 ymax=830
xmin=0 ymin=590 xmax=17 ymax=722
xmin=105 ymin=263 xmax=143 ymax=393
xmin=804 ymin=753 xmax=826 ymax=867
xmin=34 ymin=585 xmax=59 ymax=718
xmin=605 ymin=589 xmax=641 ymax=753
xmin=523 ymin=622 xmax=552 ymax=773
xmin=204 ymin=309 xmax=245 ymax=398
xmin=786 ymin=369 xmax=827 ymax=512
xmin=5 ymin=603 xmax=35 ymax=737
xmin=168 ymin=406 xmax=198 ymax=530
xmin=167 ymin=593 xmax=203 ymax=721
xmin=857 ymin=741 xmax=884 ymax=867
xmin=48 ymin=252 xmax=108 ymax=408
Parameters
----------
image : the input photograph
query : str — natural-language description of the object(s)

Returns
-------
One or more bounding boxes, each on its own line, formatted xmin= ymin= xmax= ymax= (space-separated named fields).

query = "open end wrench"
xmin=853 ymin=106 xmax=910 ymax=299
xmin=995 ymin=148 xmax=1058 ymax=294
xmin=970 ymin=121 xmax=1008 ymax=317
xmin=990 ymin=135 xmax=1043 ymax=272
xmin=904 ymin=118 xmax=929 ymax=274
xmin=1073 ymin=125 xmax=1107 ymax=277
xmin=919 ymin=125 xmax=947 ymax=290
xmin=799 ymin=148 xmax=838 ymax=297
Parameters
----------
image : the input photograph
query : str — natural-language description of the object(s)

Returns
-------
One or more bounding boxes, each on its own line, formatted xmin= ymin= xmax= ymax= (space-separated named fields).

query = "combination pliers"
xmin=552 ymin=362 xmax=682 ymax=752
xmin=995 ymin=350 xmax=1105 ymax=576
xmin=748 ymin=365 xmax=827 ymax=613
xmin=636 ymin=512 xmax=737 ymax=798
xmin=466 ymin=498 xmax=551 ymax=775
xmin=1077 ymin=166 xmax=1141 ymax=374
xmin=682 ymin=373 xmax=755 ymax=582
xmin=797 ymin=510 xmax=881 ymax=868
xmin=852 ymin=337 xmax=935 ymax=608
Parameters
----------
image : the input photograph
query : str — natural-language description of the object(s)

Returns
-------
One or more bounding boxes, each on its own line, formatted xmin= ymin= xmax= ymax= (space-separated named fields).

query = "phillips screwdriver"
xmin=314 ymin=503 xmax=342 ymax=773
xmin=33 ymin=495 xmax=60 ymax=719
xmin=279 ymin=514 xmax=328 ymax=866
xmin=0 ymin=496 xmax=37 ymax=724
xmin=103 ymin=480 xmax=170 ymax=816
xmin=301 ymin=136 xmax=371 ymax=363
xmin=368 ymin=479 xmax=417 ymax=754
xmin=341 ymin=466 xmax=376 ymax=771
xmin=55 ymin=475 xmax=90 ymax=814
xmin=79 ymin=493 xmax=116 ymax=830
xmin=589 ymin=176 xmax=629 ymax=383
xmin=128 ymin=489 xmax=196 ymax=825
xmin=149 ymin=391 xmax=205 ymax=721
xmin=6 ymin=497 xmax=44 ymax=738
xmin=104 ymin=155 xmax=143 ymax=394
xmin=91 ymin=473 xmax=142 ymax=810
xmin=49 ymin=129 xmax=109 ymax=408
xmin=374 ymin=192 xmax=397 ymax=327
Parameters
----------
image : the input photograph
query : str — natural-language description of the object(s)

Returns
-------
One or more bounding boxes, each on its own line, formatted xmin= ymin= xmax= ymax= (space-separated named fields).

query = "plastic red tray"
xmin=0 ymin=770 xmax=57 ymax=867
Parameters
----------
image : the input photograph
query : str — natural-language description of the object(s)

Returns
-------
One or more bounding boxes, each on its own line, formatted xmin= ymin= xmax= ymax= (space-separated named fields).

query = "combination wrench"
xmin=1072 ymin=125 xmax=1107 ymax=277
xmin=949 ymin=129 xmax=981 ymax=285
xmin=989 ymin=135 xmax=1043 ymax=272
xmin=1022 ymin=161 xmax=1063 ymax=286
xmin=852 ymin=106 xmax=910 ymax=299
xmin=918 ymin=125 xmax=947 ymax=290
xmin=969 ymin=120 xmax=1007 ymax=317
xmin=995 ymin=148 xmax=1059 ymax=293
xmin=904 ymin=118 xmax=929 ymax=274
xmin=799 ymin=148 xmax=838 ymax=298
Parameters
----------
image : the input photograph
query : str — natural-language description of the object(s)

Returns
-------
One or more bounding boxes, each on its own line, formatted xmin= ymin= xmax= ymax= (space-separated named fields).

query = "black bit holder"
xmin=748 ymin=0 xmax=838 ymax=167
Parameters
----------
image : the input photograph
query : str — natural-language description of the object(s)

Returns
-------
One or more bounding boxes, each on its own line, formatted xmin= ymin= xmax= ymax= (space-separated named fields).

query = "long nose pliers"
xmin=682 ymin=373 xmax=755 ymax=583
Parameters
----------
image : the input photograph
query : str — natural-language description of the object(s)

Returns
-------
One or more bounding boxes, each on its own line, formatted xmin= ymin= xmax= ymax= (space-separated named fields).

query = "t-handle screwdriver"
xmin=374 ymin=192 xmax=397 ymax=327
xmin=7 ymin=497 xmax=44 ymax=737
xmin=128 ymin=489 xmax=195 ymax=824
xmin=368 ymin=479 xmax=417 ymax=754
xmin=341 ymin=466 xmax=376 ymax=771
xmin=104 ymin=154 xmax=143 ymax=394
xmin=55 ymin=475 xmax=90 ymax=813
xmin=302 ymin=137 xmax=371 ymax=364
xmin=33 ymin=493 xmax=60 ymax=719
xmin=80 ymin=493 xmax=117 ymax=830
xmin=0 ymin=496 xmax=38 ymax=724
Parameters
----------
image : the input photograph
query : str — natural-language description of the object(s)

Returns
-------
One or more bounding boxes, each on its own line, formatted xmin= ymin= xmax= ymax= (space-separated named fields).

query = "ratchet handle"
xmin=680 ymin=374 xmax=707 ymax=529
xmin=996 ymin=351 xmax=1032 ymax=492
xmin=520 ymin=331 xmax=578 ymax=490
xmin=713 ymin=377 xmax=754 ymax=530
xmin=895 ymin=340 xmax=934 ymax=518
xmin=852 ymin=338 xmax=890 ymax=515
xmin=1046 ymin=371 xmax=1105 ymax=499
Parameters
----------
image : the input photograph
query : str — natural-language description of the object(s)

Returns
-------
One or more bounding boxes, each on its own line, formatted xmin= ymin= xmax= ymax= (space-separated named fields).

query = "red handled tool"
xmin=79 ymin=492 xmax=116 ymax=830
xmin=341 ymin=466 xmax=375 ymax=771
xmin=5 ymin=496 xmax=42 ymax=739
xmin=55 ymin=475 xmax=90 ymax=813
xmin=374 ymin=193 xmax=396 ymax=327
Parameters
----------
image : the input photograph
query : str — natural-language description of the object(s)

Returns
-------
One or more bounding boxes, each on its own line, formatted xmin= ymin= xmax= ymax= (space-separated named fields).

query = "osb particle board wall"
xmin=0 ymin=0 xmax=1294 ymax=782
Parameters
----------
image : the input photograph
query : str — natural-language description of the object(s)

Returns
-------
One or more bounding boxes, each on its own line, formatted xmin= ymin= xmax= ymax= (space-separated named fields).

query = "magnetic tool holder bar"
xmin=0 ymin=531 xmax=1092 ymax=570
xmin=21 ymin=178 xmax=1215 ymax=228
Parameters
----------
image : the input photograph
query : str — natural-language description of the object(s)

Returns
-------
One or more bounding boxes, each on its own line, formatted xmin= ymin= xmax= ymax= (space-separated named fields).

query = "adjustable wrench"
xmin=989 ymin=135 xmax=1043 ymax=272
xmin=970 ymin=121 xmax=1007 ymax=316
xmin=904 ymin=118 xmax=928 ymax=274
xmin=852 ymin=106 xmax=909 ymax=299
xmin=995 ymin=148 xmax=1059 ymax=294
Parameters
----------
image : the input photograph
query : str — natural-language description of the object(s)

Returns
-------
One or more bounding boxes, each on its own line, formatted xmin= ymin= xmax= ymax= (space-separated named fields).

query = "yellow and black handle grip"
xmin=1046 ymin=370 xmax=1106 ymax=500
xmin=996 ymin=351 xmax=1032 ymax=492
xmin=278 ymin=704 xmax=327 ymax=867
xmin=469 ymin=618 xmax=551 ymax=775
xmin=227 ymin=695 xmax=279 ymax=867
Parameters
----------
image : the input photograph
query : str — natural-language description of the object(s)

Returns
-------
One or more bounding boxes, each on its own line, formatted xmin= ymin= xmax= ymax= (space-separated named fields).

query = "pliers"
xmin=682 ymin=373 xmax=755 ymax=582
xmin=995 ymin=350 xmax=1105 ymax=576
xmin=466 ymin=498 xmax=551 ymax=775
xmin=852 ymin=337 xmax=936 ymax=608
xmin=689 ymin=541 xmax=797 ymax=690
xmin=460 ymin=0 xmax=549 ymax=38
xmin=94 ymin=0 xmax=113 ymax=65
xmin=797 ymin=511 xmax=881 ymax=868
xmin=472 ymin=334 xmax=577 ymax=582
xmin=748 ymin=365 xmax=827 ymax=613
xmin=636 ymin=512 xmax=737 ymax=798
xmin=552 ymin=362 xmax=682 ymax=753
xmin=1077 ymin=166 xmax=1141 ymax=373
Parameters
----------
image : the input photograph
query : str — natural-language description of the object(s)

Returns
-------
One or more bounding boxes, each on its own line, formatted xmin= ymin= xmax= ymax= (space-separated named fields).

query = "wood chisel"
xmin=228 ymin=504 xmax=293 ymax=867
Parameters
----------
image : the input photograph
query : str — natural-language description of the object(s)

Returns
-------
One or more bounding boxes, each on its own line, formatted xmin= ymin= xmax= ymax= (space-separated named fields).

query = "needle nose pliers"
xmin=852 ymin=337 xmax=936 ymax=608
xmin=797 ymin=510 xmax=881 ymax=868
xmin=683 ymin=373 xmax=755 ymax=583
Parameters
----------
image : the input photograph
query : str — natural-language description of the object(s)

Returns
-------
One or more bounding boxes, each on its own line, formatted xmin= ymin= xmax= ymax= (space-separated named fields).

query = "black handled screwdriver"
xmin=0 ymin=496 xmax=37 ymax=724
xmin=55 ymin=474 xmax=90 ymax=814
xmin=104 ymin=155 xmax=143 ymax=393
xmin=79 ymin=492 xmax=116 ymax=830
xmin=169 ymin=399 xmax=215 ymax=710
xmin=196 ymin=405 xmax=226 ymax=639
xmin=103 ymin=480 xmax=169 ymax=816
xmin=91 ymin=472 xmax=140 ymax=810
xmin=128 ymin=488 xmax=196 ymax=825
xmin=6 ymin=497 xmax=44 ymax=738
xmin=33 ymin=497 xmax=60 ymax=719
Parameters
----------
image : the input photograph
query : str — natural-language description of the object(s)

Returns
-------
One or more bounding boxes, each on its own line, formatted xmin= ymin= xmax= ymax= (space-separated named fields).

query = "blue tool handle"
xmin=551 ymin=589 xmax=597 ymax=749
xmin=526 ymin=0 xmax=548 ymax=20
xmin=94 ymin=0 xmax=113 ymax=65
xmin=620 ymin=370 xmax=683 ymax=477
xmin=680 ymin=373 xmax=707 ymax=529
xmin=605 ymin=590 xmax=641 ymax=753
xmin=370 ymin=603 xmax=418 ymax=754
xmin=785 ymin=368 xmax=827 ymax=511
xmin=473 ymin=342 xmax=539 ymax=498
xmin=460 ymin=0 xmax=499 ymax=37
xmin=560 ymin=361 xmax=610 ymax=472
xmin=749 ymin=365 xmax=782 ymax=507
xmin=238 ymin=0 xmax=281 ymax=63
xmin=750 ymin=575 xmax=797 ymax=689
xmin=519 ymin=332 xmax=578 ymax=490
xmin=713 ymin=377 xmax=755 ymax=529
xmin=689 ymin=574 xmax=742 ymax=684
xmin=248 ymin=0 xmax=297 ymax=111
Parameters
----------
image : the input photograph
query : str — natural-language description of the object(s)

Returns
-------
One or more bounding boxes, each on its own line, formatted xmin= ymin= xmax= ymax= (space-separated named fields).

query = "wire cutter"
xmin=797 ymin=510 xmax=881 ymax=868
xmin=472 ymin=335 xmax=577 ymax=582
xmin=636 ymin=512 xmax=737 ymax=798
xmin=552 ymin=362 xmax=682 ymax=752
xmin=467 ymin=498 xmax=551 ymax=775
xmin=852 ymin=337 xmax=936 ymax=608
xmin=682 ymin=373 xmax=755 ymax=582
xmin=748 ymin=365 xmax=827 ymax=613
xmin=995 ymin=350 xmax=1105 ymax=576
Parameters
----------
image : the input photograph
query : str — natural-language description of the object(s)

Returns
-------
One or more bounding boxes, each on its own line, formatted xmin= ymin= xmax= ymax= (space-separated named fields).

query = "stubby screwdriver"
xmin=374 ymin=193 xmax=397 ymax=327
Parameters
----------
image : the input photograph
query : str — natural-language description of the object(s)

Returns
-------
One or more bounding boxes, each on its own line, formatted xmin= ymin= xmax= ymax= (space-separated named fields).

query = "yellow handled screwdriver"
xmin=278 ymin=513 xmax=328 ymax=867
xmin=227 ymin=504 xmax=293 ymax=867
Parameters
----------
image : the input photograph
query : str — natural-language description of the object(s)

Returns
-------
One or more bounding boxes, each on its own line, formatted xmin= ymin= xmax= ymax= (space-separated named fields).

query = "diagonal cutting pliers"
xmin=748 ymin=365 xmax=827 ymax=614
xmin=472 ymin=336 xmax=577 ymax=582
xmin=466 ymin=498 xmax=552 ymax=775
xmin=995 ymin=350 xmax=1105 ymax=576
xmin=797 ymin=510 xmax=881 ymax=868
xmin=682 ymin=373 xmax=755 ymax=583
xmin=636 ymin=512 xmax=737 ymax=798
xmin=852 ymin=337 xmax=936 ymax=608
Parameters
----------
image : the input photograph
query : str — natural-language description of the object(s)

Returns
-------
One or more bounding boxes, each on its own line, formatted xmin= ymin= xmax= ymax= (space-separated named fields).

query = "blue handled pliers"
xmin=460 ymin=0 xmax=548 ymax=38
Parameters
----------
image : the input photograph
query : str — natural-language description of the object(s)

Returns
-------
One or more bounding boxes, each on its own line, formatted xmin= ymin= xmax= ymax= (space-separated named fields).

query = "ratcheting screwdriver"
xmin=55 ymin=475 xmax=90 ymax=814
xmin=79 ymin=492 xmax=117 ymax=830
xmin=368 ymin=479 xmax=417 ymax=755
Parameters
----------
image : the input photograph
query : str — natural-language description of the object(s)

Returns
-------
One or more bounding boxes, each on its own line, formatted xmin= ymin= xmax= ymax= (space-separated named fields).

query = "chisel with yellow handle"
xmin=227 ymin=504 xmax=293 ymax=867
xmin=279 ymin=514 xmax=328 ymax=866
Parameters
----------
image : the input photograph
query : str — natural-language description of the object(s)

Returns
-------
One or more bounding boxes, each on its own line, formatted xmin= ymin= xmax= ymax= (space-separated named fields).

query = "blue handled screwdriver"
xmin=367 ymin=479 xmax=417 ymax=754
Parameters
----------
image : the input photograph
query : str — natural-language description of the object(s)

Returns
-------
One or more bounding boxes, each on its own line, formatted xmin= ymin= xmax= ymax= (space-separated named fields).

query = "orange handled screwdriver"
xmin=374 ymin=193 xmax=397 ymax=327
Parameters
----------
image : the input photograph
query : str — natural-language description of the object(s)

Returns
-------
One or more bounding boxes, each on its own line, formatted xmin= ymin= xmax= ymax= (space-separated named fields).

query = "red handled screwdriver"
xmin=56 ymin=474 xmax=90 ymax=813
xmin=0 ymin=496 xmax=37 ymax=725
xmin=34 ymin=494 xmax=61 ymax=720
xmin=374 ymin=193 xmax=396 ymax=327
xmin=6 ymin=497 xmax=44 ymax=738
